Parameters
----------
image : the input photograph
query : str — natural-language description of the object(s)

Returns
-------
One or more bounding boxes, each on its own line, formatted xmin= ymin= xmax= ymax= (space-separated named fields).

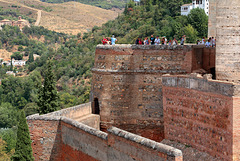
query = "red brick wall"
xmin=92 ymin=45 xmax=194 ymax=142
xmin=28 ymin=115 xmax=183 ymax=161
xmin=162 ymin=75 xmax=240 ymax=161
xmin=233 ymin=97 xmax=240 ymax=160
xmin=27 ymin=119 xmax=62 ymax=161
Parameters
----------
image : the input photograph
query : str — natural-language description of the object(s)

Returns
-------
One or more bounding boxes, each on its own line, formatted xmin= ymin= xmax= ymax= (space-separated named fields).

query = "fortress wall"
xmin=92 ymin=45 xmax=215 ymax=142
xmin=107 ymin=127 xmax=183 ymax=161
xmin=27 ymin=113 xmax=183 ymax=161
xmin=162 ymin=75 xmax=240 ymax=160
xmin=208 ymin=0 xmax=217 ymax=37
xmin=233 ymin=97 xmax=240 ymax=160
xmin=45 ymin=102 xmax=92 ymax=120
xmin=27 ymin=115 xmax=62 ymax=161
xmin=215 ymin=0 xmax=240 ymax=82
xmin=60 ymin=117 xmax=108 ymax=161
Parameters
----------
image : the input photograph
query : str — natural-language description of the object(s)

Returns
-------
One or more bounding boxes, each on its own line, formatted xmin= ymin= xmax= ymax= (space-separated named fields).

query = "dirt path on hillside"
xmin=35 ymin=10 xmax=42 ymax=26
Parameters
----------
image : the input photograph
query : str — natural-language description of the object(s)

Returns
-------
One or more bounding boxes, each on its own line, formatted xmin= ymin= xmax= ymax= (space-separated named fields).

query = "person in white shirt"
xmin=154 ymin=36 xmax=160 ymax=45
xmin=201 ymin=37 xmax=205 ymax=45
xmin=205 ymin=39 xmax=211 ymax=47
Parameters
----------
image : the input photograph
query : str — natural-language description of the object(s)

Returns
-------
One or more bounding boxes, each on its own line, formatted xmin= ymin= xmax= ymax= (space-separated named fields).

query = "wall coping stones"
xmin=27 ymin=113 xmax=108 ymax=140
xmin=61 ymin=117 xmax=108 ymax=140
xmin=44 ymin=102 xmax=91 ymax=117
xmin=162 ymin=74 xmax=240 ymax=97
xmin=27 ymin=114 xmax=62 ymax=121
xmin=96 ymin=44 xmax=194 ymax=51
xmin=108 ymin=126 xmax=183 ymax=157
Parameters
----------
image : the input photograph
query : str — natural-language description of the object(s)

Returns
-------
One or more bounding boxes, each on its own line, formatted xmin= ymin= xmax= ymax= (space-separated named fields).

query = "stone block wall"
xmin=45 ymin=102 xmax=92 ymax=120
xmin=27 ymin=113 xmax=183 ymax=161
xmin=208 ymin=0 xmax=217 ymax=37
xmin=215 ymin=0 xmax=240 ymax=82
xmin=162 ymin=75 xmax=240 ymax=160
xmin=92 ymin=44 xmax=215 ymax=142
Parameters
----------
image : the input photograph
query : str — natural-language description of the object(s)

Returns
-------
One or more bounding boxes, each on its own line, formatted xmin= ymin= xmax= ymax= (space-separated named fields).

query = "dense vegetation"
xmin=84 ymin=0 xmax=207 ymax=44
xmin=0 ymin=0 xmax=208 ymax=158
xmin=40 ymin=0 xmax=128 ymax=9
xmin=0 ymin=7 xmax=36 ymax=24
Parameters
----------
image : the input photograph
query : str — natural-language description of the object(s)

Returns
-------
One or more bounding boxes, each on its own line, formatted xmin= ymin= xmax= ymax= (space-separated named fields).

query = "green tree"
xmin=37 ymin=60 xmax=60 ymax=114
xmin=179 ymin=24 xmax=198 ymax=43
xmin=11 ymin=52 xmax=23 ymax=60
xmin=0 ymin=103 xmax=19 ymax=128
xmin=188 ymin=8 xmax=208 ymax=37
xmin=0 ymin=138 xmax=11 ymax=161
xmin=28 ymin=53 xmax=34 ymax=63
xmin=11 ymin=110 xmax=34 ymax=161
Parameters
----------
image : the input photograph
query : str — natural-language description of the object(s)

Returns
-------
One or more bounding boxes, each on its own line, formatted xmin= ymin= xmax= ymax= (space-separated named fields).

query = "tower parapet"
xmin=91 ymin=44 xmax=215 ymax=141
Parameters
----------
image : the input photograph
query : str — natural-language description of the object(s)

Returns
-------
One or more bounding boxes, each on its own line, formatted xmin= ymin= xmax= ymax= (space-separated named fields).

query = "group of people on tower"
xmin=101 ymin=35 xmax=117 ymax=45
xmin=101 ymin=35 xmax=216 ymax=47
xmin=197 ymin=37 xmax=216 ymax=47
xmin=135 ymin=35 xmax=185 ymax=46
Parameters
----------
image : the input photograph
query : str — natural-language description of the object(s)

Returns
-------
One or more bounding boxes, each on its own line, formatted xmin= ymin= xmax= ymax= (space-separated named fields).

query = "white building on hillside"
xmin=181 ymin=0 xmax=209 ymax=16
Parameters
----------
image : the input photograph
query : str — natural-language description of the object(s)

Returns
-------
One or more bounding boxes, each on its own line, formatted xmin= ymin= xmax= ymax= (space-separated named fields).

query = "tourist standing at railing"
xmin=180 ymin=35 xmax=186 ymax=45
xmin=205 ymin=39 xmax=211 ymax=47
xmin=212 ymin=37 xmax=216 ymax=47
xmin=168 ymin=40 xmax=172 ymax=46
xmin=150 ymin=35 xmax=155 ymax=45
xmin=164 ymin=36 xmax=167 ymax=45
xmin=154 ymin=36 xmax=160 ymax=45
xmin=161 ymin=37 xmax=165 ymax=45
xmin=144 ymin=37 xmax=150 ymax=45
xmin=102 ymin=36 xmax=108 ymax=45
xmin=201 ymin=37 xmax=205 ymax=45
xmin=172 ymin=38 xmax=178 ymax=45
xmin=111 ymin=35 xmax=117 ymax=45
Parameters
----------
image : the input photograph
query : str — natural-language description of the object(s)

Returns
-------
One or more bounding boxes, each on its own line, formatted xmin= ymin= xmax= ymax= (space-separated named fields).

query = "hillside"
xmin=0 ymin=0 xmax=119 ymax=35
xmin=40 ymin=0 xmax=127 ymax=10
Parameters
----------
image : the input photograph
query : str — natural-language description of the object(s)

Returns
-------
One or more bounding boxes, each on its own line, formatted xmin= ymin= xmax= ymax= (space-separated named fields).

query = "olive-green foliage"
xmin=37 ymin=60 xmax=60 ymax=114
xmin=0 ymin=73 xmax=41 ymax=110
xmin=188 ymin=8 xmax=208 ymax=37
xmin=0 ymin=103 xmax=19 ymax=128
xmin=87 ymin=0 xmax=208 ymax=44
xmin=0 ymin=8 xmax=36 ymax=23
xmin=0 ymin=127 xmax=17 ymax=153
xmin=11 ymin=52 xmax=23 ymax=60
xmin=12 ymin=110 xmax=34 ymax=161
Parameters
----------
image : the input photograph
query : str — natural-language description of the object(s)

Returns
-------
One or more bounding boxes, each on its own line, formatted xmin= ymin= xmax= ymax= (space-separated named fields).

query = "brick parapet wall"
xmin=92 ymin=44 xmax=198 ymax=141
xmin=162 ymin=75 xmax=240 ymax=160
xmin=27 ymin=112 xmax=183 ymax=161
xmin=92 ymin=45 xmax=215 ymax=142
xmin=162 ymin=74 xmax=240 ymax=97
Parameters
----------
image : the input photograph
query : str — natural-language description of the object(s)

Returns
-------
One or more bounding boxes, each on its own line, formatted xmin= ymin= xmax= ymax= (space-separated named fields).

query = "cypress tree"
xmin=37 ymin=60 xmax=59 ymax=114
xmin=11 ymin=110 xmax=34 ymax=161
xmin=28 ymin=53 xmax=34 ymax=63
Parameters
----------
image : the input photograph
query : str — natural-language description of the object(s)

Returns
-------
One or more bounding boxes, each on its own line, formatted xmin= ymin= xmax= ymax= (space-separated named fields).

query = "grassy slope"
xmin=0 ymin=0 xmax=119 ymax=35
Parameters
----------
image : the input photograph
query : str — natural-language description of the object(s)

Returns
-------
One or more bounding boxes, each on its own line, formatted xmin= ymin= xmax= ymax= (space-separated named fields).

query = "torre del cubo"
xmin=27 ymin=0 xmax=240 ymax=160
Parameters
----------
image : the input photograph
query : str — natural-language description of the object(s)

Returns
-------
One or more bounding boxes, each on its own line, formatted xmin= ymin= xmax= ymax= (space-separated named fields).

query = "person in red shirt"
xmin=102 ymin=36 xmax=108 ymax=45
